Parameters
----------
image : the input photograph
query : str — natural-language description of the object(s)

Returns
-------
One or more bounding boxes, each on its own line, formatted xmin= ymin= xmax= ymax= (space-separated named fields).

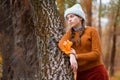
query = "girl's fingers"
xmin=71 ymin=62 xmax=78 ymax=71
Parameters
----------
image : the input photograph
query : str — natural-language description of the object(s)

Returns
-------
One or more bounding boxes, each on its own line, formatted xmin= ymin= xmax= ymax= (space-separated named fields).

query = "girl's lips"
xmin=69 ymin=22 xmax=73 ymax=25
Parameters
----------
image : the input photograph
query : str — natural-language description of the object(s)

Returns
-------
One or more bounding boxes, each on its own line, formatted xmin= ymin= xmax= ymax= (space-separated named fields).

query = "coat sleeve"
xmin=76 ymin=28 xmax=102 ymax=61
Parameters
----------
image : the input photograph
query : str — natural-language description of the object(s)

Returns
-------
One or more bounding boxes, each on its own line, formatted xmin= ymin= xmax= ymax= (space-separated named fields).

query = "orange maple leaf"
xmin=62 ymin=40 xmax=73 ymax=55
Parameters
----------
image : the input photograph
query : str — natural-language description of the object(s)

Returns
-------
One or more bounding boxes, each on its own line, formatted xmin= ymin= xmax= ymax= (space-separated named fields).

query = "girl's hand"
xmin=70 ymin=53 xmax=78 ymax=71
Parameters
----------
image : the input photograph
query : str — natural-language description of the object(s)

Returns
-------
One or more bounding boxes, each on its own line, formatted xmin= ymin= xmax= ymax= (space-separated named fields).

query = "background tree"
xmin=80 ymin=0 xmax=92 ymax=26
xmin=0 ymin=0 xmax=39 ymax=80
xmin=98 ymin=0 xmax=102 ymax=37
xmin=0 ymin=33 xmax=2 ymax=78
xmin=110 ymin=0 xmax=120 ymax=76
xmin=103 ymin=0 xmax=120 ymax=77
xmin=0 ymin=0 xmax=15 ymax=79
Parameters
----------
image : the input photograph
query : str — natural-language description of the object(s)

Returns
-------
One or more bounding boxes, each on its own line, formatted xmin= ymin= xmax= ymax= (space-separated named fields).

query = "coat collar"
xmin=72 ymin=26 xmax=84 ymax=32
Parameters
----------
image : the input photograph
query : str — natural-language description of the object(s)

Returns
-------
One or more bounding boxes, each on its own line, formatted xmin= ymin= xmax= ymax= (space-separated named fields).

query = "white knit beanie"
xmin=64 ymin=4 xmax=86 ymax=21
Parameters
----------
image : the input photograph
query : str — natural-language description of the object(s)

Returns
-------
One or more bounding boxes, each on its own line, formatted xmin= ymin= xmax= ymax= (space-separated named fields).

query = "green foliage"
xmin=101 ymin=4 xmax=108 ymax=17
xmin=56 ymin=0 xmax=77 ymax=9
xmin=56 ymin=0 xmax=78 ymax=15
xmin=64 ymin=0 xmax=77 ymax=8
xmin=107 ymin=0 xmax=120 ymax=14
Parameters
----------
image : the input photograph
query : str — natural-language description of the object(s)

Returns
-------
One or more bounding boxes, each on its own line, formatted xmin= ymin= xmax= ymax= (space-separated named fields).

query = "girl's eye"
xmin=70 ymin=15 xmax=74 ymax=18
xmin=66 ymin=15 xmax=75 ymax=20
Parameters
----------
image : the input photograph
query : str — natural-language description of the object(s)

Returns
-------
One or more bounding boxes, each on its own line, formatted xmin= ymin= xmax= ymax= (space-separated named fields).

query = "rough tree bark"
xmin=32 ymin=0 xmax=73 ymax=80
xmin=0 ymin=0 xmax=73 ymax=80
xmin=0 ymin=0 xmax=39 ymax=80
xmin=0 ymin=0 xmax=14 ymax=79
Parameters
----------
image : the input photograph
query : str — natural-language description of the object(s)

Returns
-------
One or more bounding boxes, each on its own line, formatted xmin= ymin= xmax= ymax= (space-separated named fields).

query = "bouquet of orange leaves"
xmin=62 ymin=40 xmax=77 ymax=80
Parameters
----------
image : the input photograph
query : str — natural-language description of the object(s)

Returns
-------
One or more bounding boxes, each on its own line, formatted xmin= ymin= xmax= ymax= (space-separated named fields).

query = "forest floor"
xmin=110 ymin=71 xmax=120 ymax=80
xmin=0 ymin=64 xmax=120 ymax=80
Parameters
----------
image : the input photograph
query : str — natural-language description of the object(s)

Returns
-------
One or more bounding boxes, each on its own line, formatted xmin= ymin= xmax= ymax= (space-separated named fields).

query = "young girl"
xmin=58 ymin=4 xmax=108 ymax=80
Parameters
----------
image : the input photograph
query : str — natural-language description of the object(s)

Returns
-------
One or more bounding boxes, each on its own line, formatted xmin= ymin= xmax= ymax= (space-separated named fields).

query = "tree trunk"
xmin=110 ymin=0 xmax=120 ymax=76
xmin=98 ymin=0 xmax=102 ymax=37
xmin=86 ymin=0 xmax=92 ymax=26
xmin=80 ymin=0 xmax=92 ymax=26
xmin=0 ymin=0 xmax=14 ymax=79
xmin=32 ymin=0 xmax=73 ymax=80
xmin=110 ymin=30 xmax=116 ymax=77
xmin=0 ymin=0 xmax=39 ymax=80
xmin=0 ymin=0 xmax=73 ymax=80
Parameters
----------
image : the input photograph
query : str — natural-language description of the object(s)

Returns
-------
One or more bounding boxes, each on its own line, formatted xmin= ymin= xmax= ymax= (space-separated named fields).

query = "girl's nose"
xmin=68 ymin=18 xmax=72 ymax=23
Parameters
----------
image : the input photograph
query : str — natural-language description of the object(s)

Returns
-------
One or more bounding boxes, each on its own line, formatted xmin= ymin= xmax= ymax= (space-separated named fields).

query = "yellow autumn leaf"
xmin=62 ymin=40 xmax=73 ymax=54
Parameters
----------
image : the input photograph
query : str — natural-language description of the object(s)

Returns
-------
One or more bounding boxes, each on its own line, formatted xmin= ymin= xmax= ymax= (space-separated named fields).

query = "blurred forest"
xmin=0 ymin=0 xmax=120 ymax=80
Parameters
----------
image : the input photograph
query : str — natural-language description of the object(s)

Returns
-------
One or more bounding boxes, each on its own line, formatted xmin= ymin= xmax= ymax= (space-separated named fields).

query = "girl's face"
xmin=66 ymin=14 xmax=82 ymax=28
